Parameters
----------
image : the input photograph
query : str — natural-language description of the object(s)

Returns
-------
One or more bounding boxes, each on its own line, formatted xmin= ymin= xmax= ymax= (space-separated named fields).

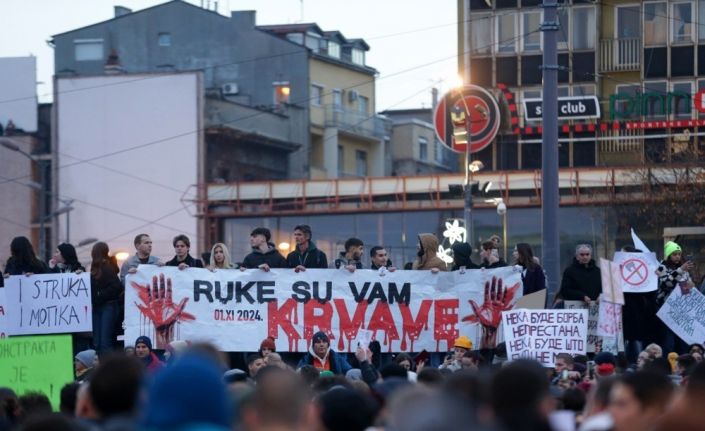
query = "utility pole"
xmin=542 ymin=0 xmax=560 ymax=306
xmin=463 ymin=0 xmax=473 ymax=246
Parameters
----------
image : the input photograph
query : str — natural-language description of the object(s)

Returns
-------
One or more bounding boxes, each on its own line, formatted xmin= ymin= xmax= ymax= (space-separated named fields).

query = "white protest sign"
xmin=657 ymin=287 xmax=705 ymax=346
xmin=597 ymin=298 xmax=622 ymax=337
xmin=354 ymin=329 xmax=374 ymax=349
xmin=0 ymin=288 xmax=7 ymax=338
xmin=564 ymin=300 xmax=624 ymax=354
xmin=4 ymin=273 xmax=92 ymax=335
xmin=125 ymin=266 xmax=523 ymax=352
xmin=502 ymin=309 xmax=588 ymax=367
xmin=600 ymin=258 xmax=624 ymax=305
xmin=612 ymin=252 xmax=659 ymax=293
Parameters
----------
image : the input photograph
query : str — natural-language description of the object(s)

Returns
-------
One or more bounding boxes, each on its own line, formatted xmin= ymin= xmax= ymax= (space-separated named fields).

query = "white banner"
xmin=612 ymin=252 xmax=659 ymax=293
xmin=600 ymin=258 xmax=624 ymax=305
xmin=502 ymin=309 xmax=588 ymax=367
xmin=657 ymin=288 xmax=705 ymax=346
xmin=0 ymin=288 xmax=7 ymax=338
xmin=4 ymin=273 xmax=93 ymax=335
xmin=124 ymin=265 xmax=523 ymax=352
xmin=564 ymin=300 xmax=624 ymax=354
xmin=597 ymin=298 xmax=622 ymax=337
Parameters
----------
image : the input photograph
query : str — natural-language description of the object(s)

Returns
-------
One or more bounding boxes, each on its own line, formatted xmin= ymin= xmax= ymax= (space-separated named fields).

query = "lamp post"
xmin=59 ymin=198 xmax=75 ymax=243
xmin=0 ymin=138 xmax=48 ymax=260
xmin=496 ymin=198 xmax=508 ymax=260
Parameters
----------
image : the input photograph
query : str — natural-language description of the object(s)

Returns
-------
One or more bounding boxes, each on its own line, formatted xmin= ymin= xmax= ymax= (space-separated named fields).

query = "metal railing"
xmin=599 ymin=38 xmax=641 ymax=72
xmin=323 ymin=105 xmax=389 ymax=139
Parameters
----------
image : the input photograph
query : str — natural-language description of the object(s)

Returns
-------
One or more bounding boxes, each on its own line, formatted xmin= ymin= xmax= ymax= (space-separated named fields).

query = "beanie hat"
xmin=260 ymin=337 xmax=276 ymax=352
xmin=312 ymin=331 xmax=330 ymax=344
xmin=594 ymin=351 xmax=616 ymax=366
xmin=143 ymin=353 xmax=232 ymax=429
xmin=319 ymin=370 xmax=335 ymax=378
xmin=454 ymin=335 xmax=473 ymax=350
xmin=664 ymin=241 xmax=682 ymax=259
xmin=75 ymin=349 xmax=97 ymax=368
xmin=135 ymin=336 xmax=153 ymax=351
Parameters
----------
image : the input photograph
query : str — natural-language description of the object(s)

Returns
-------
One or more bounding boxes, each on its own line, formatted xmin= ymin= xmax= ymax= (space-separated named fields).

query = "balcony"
xmin=322 ymin=105 xmax=389 ymax=140
xmin=599 ymin=38 xmax=641 ymax=72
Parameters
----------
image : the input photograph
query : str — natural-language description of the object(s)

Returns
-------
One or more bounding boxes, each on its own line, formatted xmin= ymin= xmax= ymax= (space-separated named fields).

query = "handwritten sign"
xmin=600 ymin=258 xmax=624 ymax=305
xmin=502 ymin=309 xmax=588 ymax=367
xmin=657 ymin=288 xmax=705 ymax=345
xmin=564 ymin=300 xmax=624 ymax=354
xmin=597 ymin=298 xmax=622 ymax=337
xmin=612 ymin=252 xmax=659 ymax=293
xmin=0 ymin=335 xmax=74 ymax=410
xmin=5 ymin=273 xmax=92 ymax=335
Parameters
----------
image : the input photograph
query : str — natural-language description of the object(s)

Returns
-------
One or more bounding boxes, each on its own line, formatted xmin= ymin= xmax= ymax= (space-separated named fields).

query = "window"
xmin=699 ymin=0 xmax=705 ymax=41
xmin=273 ymin=82 xmax=290 ymax=105
xmin=306 ymin=32 xmax=321 ymax=52
xmin=158 ymin=32 xmax=171 ymax=47
xmin=557 ymin=8 xmax=569 ymax=50
xmin=286 ymin=33 xmax=304 ymax=44
xmin=338 ymin=145 xmax=344 ymax=174
xmin=419 ymin=137 xmax=428 ymax=161
xmin=496 ymin=13 xmax=516 ymax=53
xmin=572 ymin=84 xmax=596 ymax=96
xmin=644 ymin=2 xmax=667 ymax=45
xmin=352 ymin=48 xmax=365 ymax=65
xmin=643 ymin=81 xmax=668 ymax=118
xmin=612 ymin=84 xmax=641 ymax=119
xmin=355 ymin=150 xmax=368 ymax=176
xmin=616 ymin=5 xmax=641 ymax=39
xmin=434 ymin=137 xmax=443 ymax=162
xmin=572 ymin=7 xmax=595 ymax=49
xmin=672 ymin=2 xmax=694 ymax=43
xmin=523 ymin=11 xmax=542 ymax=52
xmin=558 ymin=86 xmax=570 ymax=97
xmin=671 ymin=82 xmax=693 ymax=119
xmin=471 ymin=14 xmax=492 ymax=54
xmin=332 ymin=89 xmax=342 ymax=110
xmin=328 ymin=41 xmax=341 ymax=58
xmin=74 ymin=39 xmax=104 ymax=61
xmin=358 ymin=96 xmax=369 ymax=114
xmin=311 ymin=84 xmax=323 ymax=106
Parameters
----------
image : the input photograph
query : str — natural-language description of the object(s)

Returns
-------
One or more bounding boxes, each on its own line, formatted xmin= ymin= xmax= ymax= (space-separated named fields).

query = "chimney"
xmin=114 ymin=6 xmax=132 ymax=17
xmin=104 ymin=49 xmax=125 ymax=74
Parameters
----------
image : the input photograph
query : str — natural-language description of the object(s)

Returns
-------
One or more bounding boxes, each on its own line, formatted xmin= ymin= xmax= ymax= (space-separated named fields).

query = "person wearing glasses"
xmin=558 ymin=244 xmax=602 ymax=304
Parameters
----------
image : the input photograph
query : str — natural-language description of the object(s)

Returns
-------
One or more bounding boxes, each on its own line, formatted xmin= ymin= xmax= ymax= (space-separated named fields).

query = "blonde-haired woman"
xmin=208 ymin=242 xmax=234 ymax=270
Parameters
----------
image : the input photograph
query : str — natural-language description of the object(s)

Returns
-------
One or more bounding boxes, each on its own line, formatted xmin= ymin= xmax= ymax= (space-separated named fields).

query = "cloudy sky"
xmin=0 ymin=0 xmax=459 ymax=110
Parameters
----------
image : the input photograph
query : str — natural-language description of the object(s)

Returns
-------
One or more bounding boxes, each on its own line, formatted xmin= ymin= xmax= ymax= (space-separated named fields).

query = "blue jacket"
xmin=297 ymin=349 xmax=352 ymax=375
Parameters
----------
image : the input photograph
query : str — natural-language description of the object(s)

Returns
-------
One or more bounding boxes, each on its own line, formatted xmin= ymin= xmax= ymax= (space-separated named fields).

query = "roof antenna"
xmin=300 ymin=0 xmax=304 ymax=22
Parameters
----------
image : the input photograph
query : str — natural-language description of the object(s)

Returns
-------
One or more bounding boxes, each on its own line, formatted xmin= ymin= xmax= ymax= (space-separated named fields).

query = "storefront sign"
xmin=523 ymin=96 xmax=600 ymax=122
xmin=610 ymin=89 xmax=705 ymax=120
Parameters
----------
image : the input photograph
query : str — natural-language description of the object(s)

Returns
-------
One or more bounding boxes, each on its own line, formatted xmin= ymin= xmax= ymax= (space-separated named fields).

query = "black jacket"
xmin=521 ymin=265 xmax=546 ymax=296
xmin=50 ymin=262 xmax=86 ymax=273
xmin=287 ymin=241 xmax=328 ymax=269
xmin=371 ymin=259 xmax=393 ymax=270
xmin=334 ymin=252 xmax=363 ymax=270
xmin=165 ymin=254 xmax=204 ymax=268
xmin=242 ymin=246 xmax=288 ymax=269
xmin=91 ymin=262 xmax=123 ymax=306
xmin=559 ymin=258 xmax=602 ymax=301
xmin=2 ymin=258 xmax=49 ymax=287
xmin=481 ymin=259 xmax=508 ymax=269
xmin=451 ymin=242 xmax=479 ymax=271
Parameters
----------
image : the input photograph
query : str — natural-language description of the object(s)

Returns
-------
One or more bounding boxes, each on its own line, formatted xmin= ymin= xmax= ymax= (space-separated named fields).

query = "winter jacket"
xmin=656 ymin=259 xmax=691 ymax=306
xmin=49 ymin=261 xmax=86 ymax=274
xmin=286 ymin=241 xmax=328 ymax=269
xmin=3 ymin=257 xmax=49 ymax=276
xmin=142 ymin=351 xmax=165 ymax=373
xmin=334 ymin=252 xmax=363 ymax=270
xmin=165 ymin=254 xmax=204 ymax=268
xmin=481 ymin=259 xmax=508 ymax=270
xmin=521 ymin=264 xmax=546 ymax=296
xmin=558 ymin=258 xmax=602 ymax=301
xmin=371 ymin=259 xmax=393 ymax=270
xmin=412 ymin=234 xmax=448 ymax=271
xmin=297 ymin=348 xmax=352 ymax=375
xmin=242 ymin=246 xmax=288 ymax=269
xmin=120 ymin=254 xmax=160 ymax=283
xmin=91 ymin=262 xmax=123 ymax=306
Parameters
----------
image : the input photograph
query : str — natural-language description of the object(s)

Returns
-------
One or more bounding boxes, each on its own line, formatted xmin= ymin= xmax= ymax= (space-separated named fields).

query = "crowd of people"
xmin=1 ymin=224 xmax=703 ymax=431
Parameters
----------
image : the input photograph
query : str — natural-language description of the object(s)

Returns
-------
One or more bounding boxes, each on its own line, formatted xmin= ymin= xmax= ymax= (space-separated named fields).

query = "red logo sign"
xmin=620 ymin=258 xmax=648 ymax=286
xmin=434 ymin=85 xmax=501 ymax=153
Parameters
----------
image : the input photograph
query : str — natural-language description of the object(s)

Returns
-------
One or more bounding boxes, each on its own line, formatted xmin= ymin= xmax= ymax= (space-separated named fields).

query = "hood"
xmin=252 ymin=245 xmax=279 ymax=255
xmin=296 ymin=239 xmax=318 ymax=252
xmin=452 ymin=242 xmax=472 ymax=262
xmin=418 ymin=234 xmax=440 ymax=256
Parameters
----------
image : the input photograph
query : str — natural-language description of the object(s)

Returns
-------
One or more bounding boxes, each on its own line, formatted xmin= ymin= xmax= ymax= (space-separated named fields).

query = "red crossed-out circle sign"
xmin=433 ymin=85 xmax=501 ymax=154
xmin=620 ymin=258 xmax=648 ymax=286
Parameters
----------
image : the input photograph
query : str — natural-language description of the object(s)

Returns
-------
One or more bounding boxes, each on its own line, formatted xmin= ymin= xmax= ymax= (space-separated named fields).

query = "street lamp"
xmin=486 ymin=197 xmax=508 ymax=260
xmin=0 ymin=138 xmax=49 ymax=260
xmin=59 ymin=198 xmax=75 ymax=243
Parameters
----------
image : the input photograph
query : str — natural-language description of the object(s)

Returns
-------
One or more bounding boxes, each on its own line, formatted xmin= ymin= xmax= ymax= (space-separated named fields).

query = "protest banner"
xmin=4 ymin=273 xmax=92 ymax=335
xmin=612 ymin=252 xmax=659 ymax=294
xmin=502 ymin=309 xmax=588 ymax=367
xmin=657 ymin=287 xmax=705 ymax=346
xmin=124 ymin=265 xmax=523 ymax=352
xmin=597 ymin=298 xmax=622 ymax=337
xmin=600 ymin=258 xmax=624 ymax=305
xmin=0 ymin=334 xmax=74 ymax=410
xmin=564 ymin=300 xmax=623 ymax=354
xmin=0 ymin=288 xmax=6 ymax=338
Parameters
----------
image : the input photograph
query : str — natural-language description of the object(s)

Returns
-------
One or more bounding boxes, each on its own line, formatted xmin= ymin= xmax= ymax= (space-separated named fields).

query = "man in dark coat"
xmin=286 ymin=225 xmax=328 ymax=270
xmin=558 ymin=244 xmax=602 ymax=302
xmin=165 ymin=235 xmax=203 ymax=270
xmin=296 ymin=331 xmax=352 ymax=375
xmin=241 ymin=227 xmax=287 ymax=270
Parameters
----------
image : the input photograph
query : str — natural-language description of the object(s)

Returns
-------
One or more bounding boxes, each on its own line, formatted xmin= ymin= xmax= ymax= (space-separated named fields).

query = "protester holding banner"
xmin=334 ymin=237 xmax=364 ymax=271
xmin=241 ymin=228 xmax=288 ymax=271
xmin=558 ymin=244 xmax=602 ymax=303
xmin=656 ymin=241 xmax=693 ymax=354
xmin=165 ymin=235 xmax=204 ymax=270
xmin=370 ymin=246 xmax=394 ymax=270
xmin=450 ymin=242 xmax=478 ymax=271
xmin=286 ymin=225 xmax=328 ymax=270
xmin=120 ymin=234 xmax=161 ymax=283
xmin=412 ymin=233 xmax=447 ymax=271
xmin=207 ymin=242 xmax=235 ymax=271
xmin=90 ymin=242 xmax=123 ymax=353
xmin=1 ymin=236 xmax=49 ymax=287
xmin=48 ymin=243 xmax=85 ymax=274
xmin=480 ymin=240 xmax=508 ymax=269
xmin=514 ymin=243 xmax=546 ymax=296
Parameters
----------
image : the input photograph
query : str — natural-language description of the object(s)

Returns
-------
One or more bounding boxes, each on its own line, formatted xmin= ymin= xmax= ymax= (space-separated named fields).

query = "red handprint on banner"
xmin=462 ymin=276 xmax=520 ymax=349
xmin=131 ymin=273 xmax=195 ymax=349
